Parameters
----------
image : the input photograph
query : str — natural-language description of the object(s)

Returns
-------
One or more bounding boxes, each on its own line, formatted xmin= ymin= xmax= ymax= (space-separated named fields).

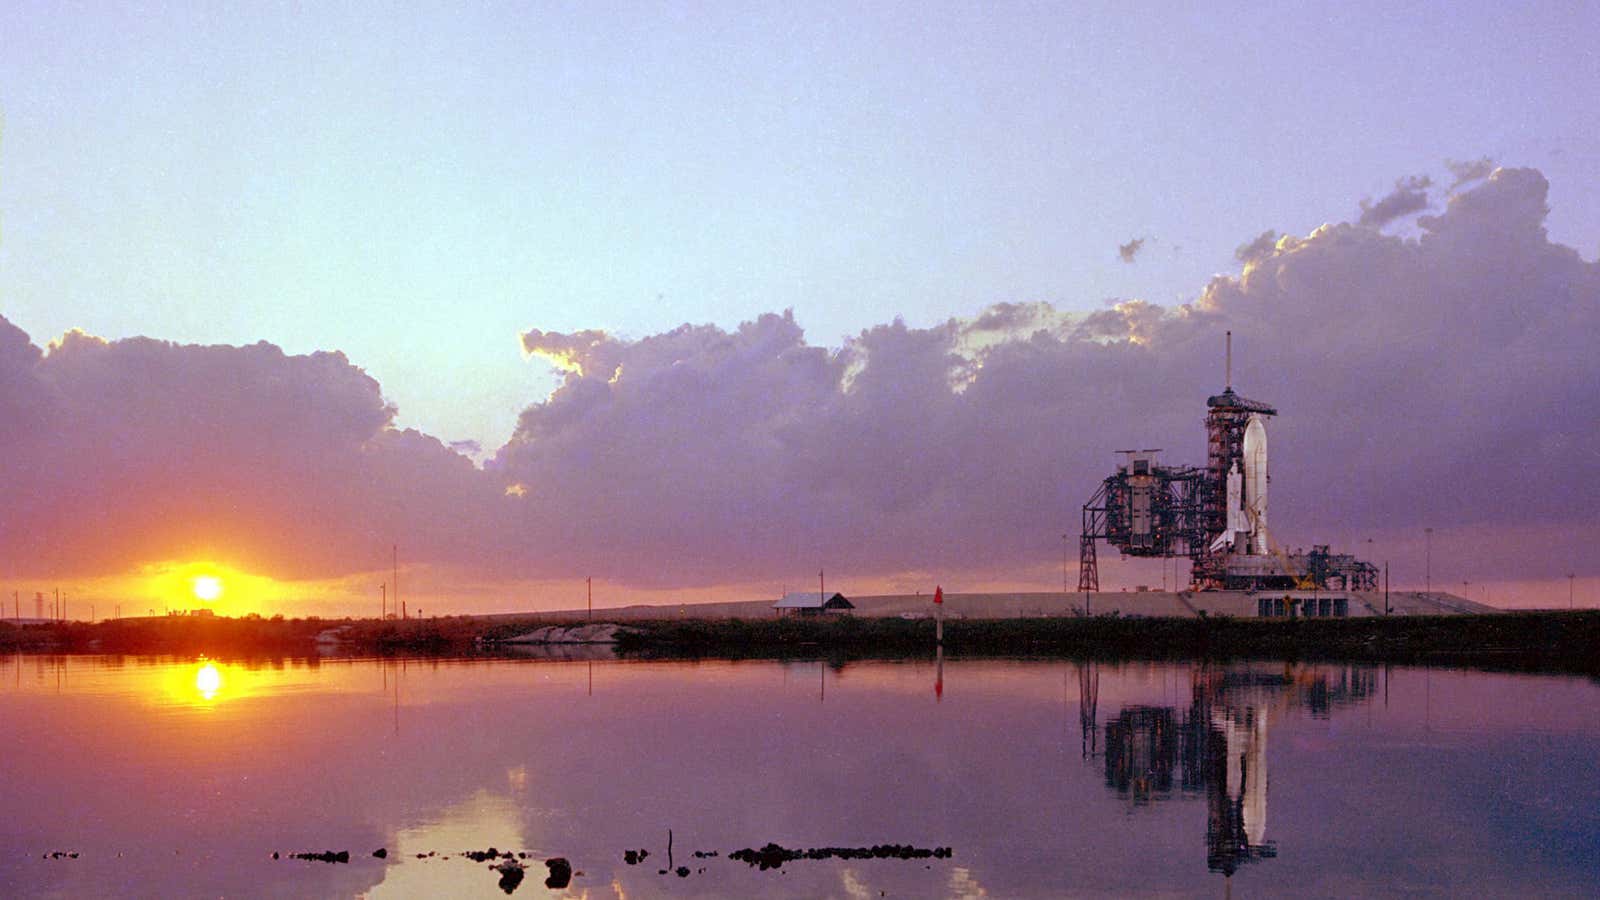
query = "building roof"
xmin=773 ymin=592 xmax=853 ymax=609
xmin=1206 ymin=388 xmax=1277 ymax=415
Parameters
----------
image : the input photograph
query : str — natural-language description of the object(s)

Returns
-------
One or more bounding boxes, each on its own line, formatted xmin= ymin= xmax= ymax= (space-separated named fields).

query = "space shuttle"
xmin=1209 ymin=412 xmax=1270 ymax=555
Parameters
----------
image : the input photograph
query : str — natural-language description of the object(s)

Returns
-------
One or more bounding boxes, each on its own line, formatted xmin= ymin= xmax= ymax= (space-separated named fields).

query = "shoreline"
xmin=2 ymin=610 xmax=1596 ymax=677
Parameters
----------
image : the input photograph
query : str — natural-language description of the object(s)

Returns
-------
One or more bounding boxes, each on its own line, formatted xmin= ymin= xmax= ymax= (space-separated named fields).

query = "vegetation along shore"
xmin=1 ymin=610 xmax=1597 ymax=676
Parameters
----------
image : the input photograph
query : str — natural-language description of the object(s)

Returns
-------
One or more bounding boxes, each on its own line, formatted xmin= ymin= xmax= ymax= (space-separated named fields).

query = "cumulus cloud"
xmin=1357 ymin=175 xmax=1433 ymax=228
xmin=1446 ymin=156 xmax=1495 ymax=191
xmin=1198 ymin=168 xmax=1596 ymax=553
xmin=0 ymin=331 xmax=508 ymax=579
xmin=2 ymin=166 xmax=1594 ymax=596
xmin=1117 ymin=237 xmax=1146 ymax=263
xmin=1234 ymin=230 xmax=1279 ymax=264
xmin=520 ymin=328 xmax=610 ymax=375
xmin=493 ymin=167 xmax=1595 ymax=587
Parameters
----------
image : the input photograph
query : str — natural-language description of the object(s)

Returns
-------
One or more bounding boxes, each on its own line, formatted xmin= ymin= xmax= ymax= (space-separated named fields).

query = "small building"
xmin=773 ymin=592 xmax=854 ymax=617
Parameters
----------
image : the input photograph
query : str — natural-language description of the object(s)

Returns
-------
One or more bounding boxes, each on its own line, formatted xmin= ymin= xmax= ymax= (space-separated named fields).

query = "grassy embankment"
xmin=610 ymin=611 xmax=1600 ymax=676
xmin=2 ymin=611 xmax=1597 ymax=676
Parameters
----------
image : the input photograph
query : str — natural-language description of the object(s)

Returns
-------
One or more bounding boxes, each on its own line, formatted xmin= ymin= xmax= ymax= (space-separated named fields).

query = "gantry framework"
xmin=1078 ymin=451 xmax=1207 ymax=591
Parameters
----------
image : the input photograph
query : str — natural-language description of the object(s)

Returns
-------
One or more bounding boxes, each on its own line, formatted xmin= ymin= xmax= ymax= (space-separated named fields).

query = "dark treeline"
xmin=0 ymin=615 xmax=319 ymax=654
xmin=0 ymin=614 xmax=560 ymax=655
xmin=3 ymin=611 xmax=1599 ymax=677
xmin=611 ymin=611 xmax=1600 ymax=677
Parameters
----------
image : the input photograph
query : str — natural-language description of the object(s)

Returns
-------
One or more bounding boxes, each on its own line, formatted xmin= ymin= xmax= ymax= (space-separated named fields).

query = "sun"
xmin=192 ymin=575 xmax=223 ymax=602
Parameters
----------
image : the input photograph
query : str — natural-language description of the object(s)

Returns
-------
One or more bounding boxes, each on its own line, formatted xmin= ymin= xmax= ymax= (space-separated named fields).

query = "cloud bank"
xmin=0 ymin=330 xmax=508 ymax=580
xmin=1357 ymin=175 xmax=1433 ymax=228
xmin=2 ymin=166 xmax=1594 ymax=598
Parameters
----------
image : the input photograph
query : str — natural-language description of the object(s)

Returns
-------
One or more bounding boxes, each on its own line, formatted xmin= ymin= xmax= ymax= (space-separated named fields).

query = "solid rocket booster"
xmin=1243 ymin=413 xmax=1269 ymax=555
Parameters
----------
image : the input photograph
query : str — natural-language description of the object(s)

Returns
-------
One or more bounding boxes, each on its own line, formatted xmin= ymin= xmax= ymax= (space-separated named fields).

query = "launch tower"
xmin=1078 ymin=333 xmax=1376 ymax=593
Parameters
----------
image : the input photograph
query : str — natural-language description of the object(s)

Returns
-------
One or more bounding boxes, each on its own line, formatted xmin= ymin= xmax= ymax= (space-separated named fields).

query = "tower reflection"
xmin=1099 ymin=663 xmax=1377 ymax=875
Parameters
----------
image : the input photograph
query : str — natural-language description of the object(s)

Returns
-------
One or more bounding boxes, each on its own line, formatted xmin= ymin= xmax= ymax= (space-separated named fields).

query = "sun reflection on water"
xmin=194 ymin=662 xmax=222 ymax=700
xmin=150 ymin=658 xmax=238 ymax=708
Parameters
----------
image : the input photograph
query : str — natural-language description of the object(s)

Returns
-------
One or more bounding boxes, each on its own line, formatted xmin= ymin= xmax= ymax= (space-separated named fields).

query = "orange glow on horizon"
xmin=139 ymin=561 xmax=275 ymax=616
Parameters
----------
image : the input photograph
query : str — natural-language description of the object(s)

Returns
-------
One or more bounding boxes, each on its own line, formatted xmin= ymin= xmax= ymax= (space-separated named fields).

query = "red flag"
xmin=934 ymin=586 xmax=943 ymax=605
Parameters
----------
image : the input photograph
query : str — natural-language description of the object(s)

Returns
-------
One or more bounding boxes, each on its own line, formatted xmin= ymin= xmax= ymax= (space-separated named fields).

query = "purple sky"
xmin=0 ymin=4 xmax=1596 ymax=612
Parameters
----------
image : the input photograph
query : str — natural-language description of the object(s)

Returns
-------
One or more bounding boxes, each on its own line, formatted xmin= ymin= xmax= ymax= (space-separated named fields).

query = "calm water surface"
xmin=2 ymin=653 xmax=1597 ymax=898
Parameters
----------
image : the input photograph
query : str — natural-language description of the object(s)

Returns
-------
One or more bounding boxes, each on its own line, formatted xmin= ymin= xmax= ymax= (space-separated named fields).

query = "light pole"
xmin=1061 ymin=534 xmax=1069 ymax=593
xmin=1365 ymin=538 xmax=1375 ymax=591
xmin=1424 ymin=527 xmax=1433 ymax=594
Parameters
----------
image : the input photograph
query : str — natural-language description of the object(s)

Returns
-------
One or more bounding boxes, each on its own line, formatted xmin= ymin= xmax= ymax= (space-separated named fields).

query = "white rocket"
xmin=1243 ymin=413 xmax=1269 ymax=555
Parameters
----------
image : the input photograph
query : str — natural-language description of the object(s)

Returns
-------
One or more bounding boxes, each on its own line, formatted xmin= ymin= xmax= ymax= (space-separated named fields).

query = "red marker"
xmin=934 ymin=586 xmax=943 ymax=605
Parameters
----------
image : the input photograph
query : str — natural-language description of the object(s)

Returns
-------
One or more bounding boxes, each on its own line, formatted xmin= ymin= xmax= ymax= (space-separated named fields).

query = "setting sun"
xmin=192 ymin=575 xmax=223 ymax=602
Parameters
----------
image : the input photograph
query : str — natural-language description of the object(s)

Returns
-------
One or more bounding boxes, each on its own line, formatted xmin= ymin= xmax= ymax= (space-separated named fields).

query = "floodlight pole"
xmin=1424 ymin=528 xmax=1433 ymax=594
xmin=1061 ymin=533 xmax=1069 ymax=593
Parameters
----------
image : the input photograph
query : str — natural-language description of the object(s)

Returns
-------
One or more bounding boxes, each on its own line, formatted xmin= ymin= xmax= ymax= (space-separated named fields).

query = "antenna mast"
xmin=1225 ymin=330 xmax=1233 ymax=390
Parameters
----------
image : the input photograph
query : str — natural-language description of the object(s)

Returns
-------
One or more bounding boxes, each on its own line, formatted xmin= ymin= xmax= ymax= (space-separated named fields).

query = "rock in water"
xmin=290 ymin=850 xmax=349 ymax=864
xmin=544 ymin=857 xmax=573 ymax=889
xmin=495 ymin=859 xmax=525 ymax=894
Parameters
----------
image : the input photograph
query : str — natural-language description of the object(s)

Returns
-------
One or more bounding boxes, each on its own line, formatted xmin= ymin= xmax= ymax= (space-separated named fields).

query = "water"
xmin=2 ymin=653 xmax=1597 ymax=898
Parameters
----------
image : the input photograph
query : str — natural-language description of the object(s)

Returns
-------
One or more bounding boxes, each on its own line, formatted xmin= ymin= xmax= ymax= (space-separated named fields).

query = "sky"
xmin=0 ymin=2 xmax=1597 ymax=615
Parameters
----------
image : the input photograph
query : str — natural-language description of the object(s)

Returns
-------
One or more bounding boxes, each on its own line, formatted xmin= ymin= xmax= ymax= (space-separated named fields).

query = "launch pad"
xmin=1078 ymin=334 xmax=1378 ymax=598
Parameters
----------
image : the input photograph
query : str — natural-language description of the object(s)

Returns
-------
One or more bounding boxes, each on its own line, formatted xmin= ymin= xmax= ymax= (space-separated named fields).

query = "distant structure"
xmin=773 ymin=592 xmax=854 ymax=617
xmin=1079 ymin=333 xmax=1377 ymax=598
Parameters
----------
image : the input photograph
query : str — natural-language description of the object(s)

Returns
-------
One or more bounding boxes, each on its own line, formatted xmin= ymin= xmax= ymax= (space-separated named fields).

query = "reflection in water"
xmin=1098 ymin=663 xmax=1379 ymax=876
xmin=1 ymin=654 xmax=1595 ymax=897
xmin=1105 ymin=706 xmax=1180 ymax=804
xmin=1077 ymin=662 xmax=1099 ymax=759
xmin=1204 ymin=703 xmax=1271 ymax=876
xmin=194 ymin=662 xmax=222 ymax=700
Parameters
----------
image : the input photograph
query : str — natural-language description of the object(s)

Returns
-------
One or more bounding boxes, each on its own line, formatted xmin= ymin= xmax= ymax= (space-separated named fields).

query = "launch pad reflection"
xmin=1082 ymin=662 xmax=1379 ymax=877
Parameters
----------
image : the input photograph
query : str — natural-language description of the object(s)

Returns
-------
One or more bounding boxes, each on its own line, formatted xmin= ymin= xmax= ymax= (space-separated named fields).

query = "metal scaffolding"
xmin=1079 ymin=451 xmax=1206 ymax=590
